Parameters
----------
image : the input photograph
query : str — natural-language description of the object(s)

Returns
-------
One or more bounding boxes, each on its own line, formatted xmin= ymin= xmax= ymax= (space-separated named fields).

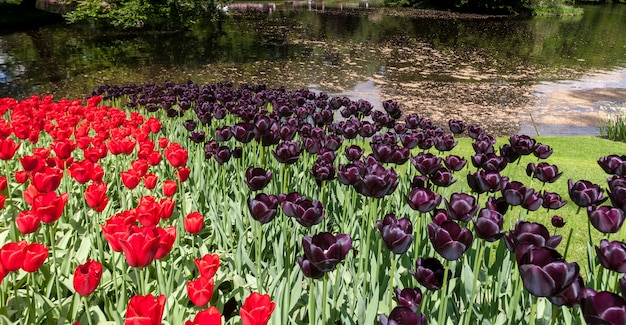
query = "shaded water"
xmin=1 ymin=3 xmax=626 ymax=135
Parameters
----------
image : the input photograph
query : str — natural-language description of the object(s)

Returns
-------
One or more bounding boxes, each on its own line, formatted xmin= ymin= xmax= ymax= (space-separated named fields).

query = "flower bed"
xmin=0 ymin=81 xmax=625 ymax=324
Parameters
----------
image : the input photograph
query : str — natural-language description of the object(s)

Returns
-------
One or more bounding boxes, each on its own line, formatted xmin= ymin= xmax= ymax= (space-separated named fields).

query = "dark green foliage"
xmin=59 ymin=0 xmax=230 ymax=29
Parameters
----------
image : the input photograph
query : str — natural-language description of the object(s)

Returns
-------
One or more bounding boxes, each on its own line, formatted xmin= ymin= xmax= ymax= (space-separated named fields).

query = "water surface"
xmin=1 ymin=3 xmax=625 ymax=135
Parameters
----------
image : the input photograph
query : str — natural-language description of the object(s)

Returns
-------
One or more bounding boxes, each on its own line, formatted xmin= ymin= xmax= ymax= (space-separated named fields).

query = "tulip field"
xmin=1 ymin=81 xmax=626 ymax=324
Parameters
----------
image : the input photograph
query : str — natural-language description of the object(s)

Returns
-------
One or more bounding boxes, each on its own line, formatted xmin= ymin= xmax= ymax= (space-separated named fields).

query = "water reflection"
xmin=1 ymin=4 xmax=625 ymax=136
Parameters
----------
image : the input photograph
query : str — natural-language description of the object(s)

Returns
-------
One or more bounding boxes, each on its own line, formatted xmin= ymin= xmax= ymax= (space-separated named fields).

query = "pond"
xmin=1 ymin=2 xmax=625 ymax=136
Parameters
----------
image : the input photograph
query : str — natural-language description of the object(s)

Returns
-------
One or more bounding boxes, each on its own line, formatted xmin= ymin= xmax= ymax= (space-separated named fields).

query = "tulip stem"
xmin=83 ymin=296 xmax=94 ymax=325
xmin=528 ymin=296 xmax=538 ymax=325
xmin=308 ymin=279 xmax=316 ymax=325
xmin=388 ymin=254 xmax=397 ymax=307
xmin=322 ymin=273 xmax=329 ymax=323
xmin=48 ymin=224 xmax=62 ymax=303
xmin=437 ymin=259 xmax=451 ymax=325
xmin=463 ymin=242 xmax=485 ymax=325
xmin=256 ymin=221 xmax=263 ymax=293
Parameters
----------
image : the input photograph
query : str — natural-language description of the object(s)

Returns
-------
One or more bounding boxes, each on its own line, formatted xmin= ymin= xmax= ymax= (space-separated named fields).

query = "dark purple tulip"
xmin=533 ymin=143 xmax=553 ymax=159
xmin=382 ymin=100 xmax=402 ymax=119
xmin=183 ymin=119 xmax=197 ymax=131
xmin=543 ymin=191 xmax=568 ymax=210
xmin=518 ymin=246 xmax=580 ymax=297
xmin=509 ymin=134 xmax=537 ymax=155
xmin=581 ymin=290 xmax=626 ymax=325
xmin=245 ymin=167 xmax=273 ymax=191
xmin=474 ymin=207 xmax=504 ymax=242
xmin=231 ymin=122 xmax=255 ymax=143
xmin=215 ymin=126 xmax=232 ymax=142
xmin=353 ymin=163 xmax=399 ymax=198
xmin=341 ymin=121 xmax=359 ymax=139
xmin=410 ymin=175 xmax=428 ymax=190
xmin=428 ymin=220 xmax=473 ymax=261
xmin=394 ymin=123 xmax=408 ymax=134
xmin=395 ymin=288 xmax=422 ymax=313
xmin=444 ymin=155 xmax=467 ymax=172
xmin=599 ymin=155 xmax=626 ymax=176
xmin=323 ymin=134 xmax=343 ymax=152
xmin=406 ymin=187 xmax=442 ymax=213
xmin=435 ymin=135 xmax=457 ymax=152
xmin=588 ymin=205 xmax=625 ymax=234
xmin=337 ymin=163 xmax=360 ymax=186
xmin=549 ymin=275 xmax=584 ymax=307
xmin=189 ymin=130 xmax=206 ymax=143
xmin=487 ymin=196 xmax=509 ymax=215
xmin=500 ymin=144 xmax=520 ymax=163
xmin=467 ymin=170 xmax=506 ymax=194
xmin=472 ymin=138 xmax=495 ymax=154
xmin=417 ymin=136 xmax=434 ymax=150
xmin=297 ymin=256 xmax=324 ymax=279
xmin=432 ymin=209 xmax=452 ymax=225
xmin=504 ymin=221 xmax=562 ymax=256
xmin=358 ymin=122 xmax=378 ymax=138
xmin=521 ymin=188 xmax=543 ymax=211
xmin=467 ymin=125 xmax=483 ymax=139
xmin=247 ymin=193 xmax=279 ymax=224
xmin=272 ymin=141 xmax=301 ymax=164
xmin=317 ymin=149 xmax=336 ymax=163
xmin=390 ymin=147 xmax=411 ymax=165
xmin=527 ymin=162 xmax=562 ymax=183
xmin=345 ymin=145 xmax=364 ymax=161
xmin=376 ymin=214 xmax=414 ymax=254
xmin=310 ymin=159 xmax=336 ymax=185
xmin=213 ymin=146 xmax=231 ymax=165
xmin=279 ymin=124 xmax=297 ymax=141
xmin=608 ymin=176 xmax=626 ymax=211
xmin=448 ymin=119 xmax=466 ymax=134
xmin=303 ymin=137 xmax=322 ymax=154
xmin=473 ymin=153 xmax=508 ymax=172
xmin=430 ymin=167 xmax=456 ymax=187
xmin=282 ymin=197 xmax=325 ymax=227
xmin=551 ymin=215 xmax=566 ymax=228
xmin=302 ymin=232 xmax=352 ymax=272
xmin=398 ymin=132 xmax=417 ymax=150
xmin=596 ymin=239 xmax=626 ymax=273
xmin=410 ymin=257 xmax=446 ymax=291
xmin=371 ymin=142 xmax=395 ymax=163
xmin=232 ymin=146 xmax=243 ymax=159
xmin=621 ymin=275 xmax=626 ymax=300
xmin=501 ymin=180 xmax=529 ymax=206
xmin=411 ymin=153 xmax=442 ymax=176
xmin=405 ymin=113 xmax=421 ymax=129
xmin=380 ymin=306 xmax=426 ymax=325
xmin=445 ymin=193 xmax=478 ymax=222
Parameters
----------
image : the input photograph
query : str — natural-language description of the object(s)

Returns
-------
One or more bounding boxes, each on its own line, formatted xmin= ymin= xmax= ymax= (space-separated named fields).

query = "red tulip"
xmin=0 ymin=194 xmax=5 ymax=210
xmin=0 ymin=138 xmax=20 ymax=160
xmin=32 ymin=167 xmax=63 ymax=193
xmin=108 ymin=137 xmax=136 ymax=155
xmin=85 ymin=182 xmax=108 ymax=212
xmin=176 ymin=167 xmax=190 ymax=182
xmin=158 ymin=137 xmax=169 ymax=149
xmin=16 ymin=210 xmax=41 ymax=234
xmin=185 ymin=306 xmax=222 ymax=325
xmin=131 ymin=159 xmax=149 ymax=177
xmin=162 ymin=180 xmax=178 ymax=197
xmin=14 ymin=170 xmax=29 ymax=184
xmin=195 ymin=253 xmax=220 ymax=278
xmin=124 ymin=294 xmax=166 ymax=325
xmin=51 ymin=139 xmax=76 ymax=160
xmin=187 ymin=276 xmax=215 ymax=307
xmin=22 ymin=242 xmax=48 ymax=272
xmin=20 ymin=154 xmax=45 ymax=172
xmin=164 ymin=143 xmax=188 ymax=167
xmin=240 ymin=292 xmax=276 ymax=325
xmin=73 ymin=259 xmax=103 ymax=296
xmin=143 ymin=174 xmax=158 ymax=190
xmin=154 ymin=226 xmax=176 ymax=260
xmin=101 ymin=213 xmax=133 ymax=252
xmin=0 ymin=241 xmax=27 ymax=271
xmin=159 ymin=198 xmax=175 ymax=219
xmin=136 ymin=196 xmax=161 ymax=227
xmin=0 ymin=176 xmax=7 ymax=191
xmin=69 ymin=160 xmax=94 ymax=184
xmin=32 ymin=191 xmax=69 ymax=224
xmin=121 ymin=169 xmax=141 ymax=189
xmin=118 ymin=226 xmax=160 ymax=268
xmin=184 ymin=212 xmax=204 ymax=234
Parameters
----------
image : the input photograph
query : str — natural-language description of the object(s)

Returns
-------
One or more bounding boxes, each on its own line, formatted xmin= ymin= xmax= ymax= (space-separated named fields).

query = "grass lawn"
xmin=450 ymin=136 xmax=626 ymax=269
